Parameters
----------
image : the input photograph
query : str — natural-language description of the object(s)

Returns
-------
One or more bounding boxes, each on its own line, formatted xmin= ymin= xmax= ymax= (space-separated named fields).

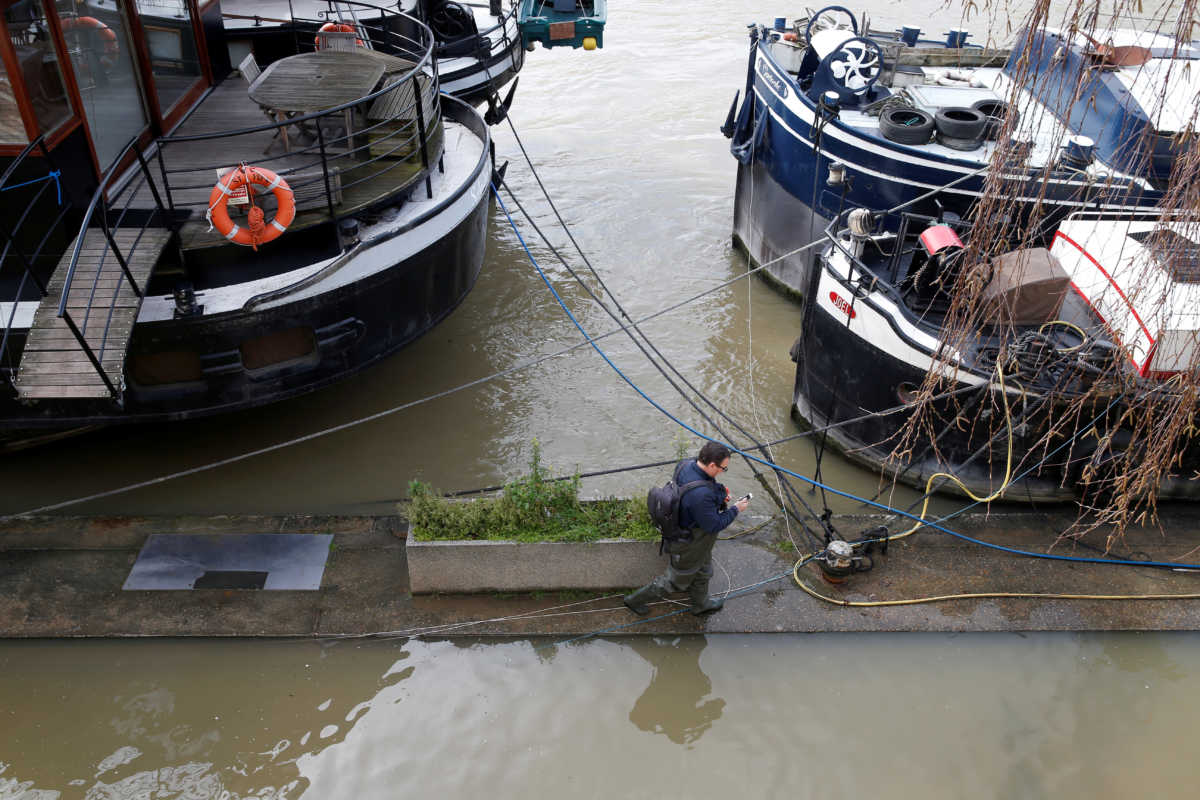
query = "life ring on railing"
xmin=62 ymin=16 xmax=120 ymax=68
xmin=206 ymin=165 xmax=295 ymax=251
xmin=314 ymin=22 xmax=364 ymax=49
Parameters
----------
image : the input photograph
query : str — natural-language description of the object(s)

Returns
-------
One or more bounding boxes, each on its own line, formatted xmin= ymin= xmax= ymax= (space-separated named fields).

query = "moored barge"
xmin=0 ymin=0 xmax=492 ymax=439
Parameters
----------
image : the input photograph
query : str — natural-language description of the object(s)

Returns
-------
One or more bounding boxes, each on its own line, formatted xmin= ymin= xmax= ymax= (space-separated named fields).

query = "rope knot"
xmin=247 ymin=204 xmax=266 ymax=233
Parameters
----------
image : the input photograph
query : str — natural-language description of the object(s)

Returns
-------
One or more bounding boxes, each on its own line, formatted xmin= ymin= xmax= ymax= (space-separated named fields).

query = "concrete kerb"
xmin=406 ymin=528 xmax=662 ymax=593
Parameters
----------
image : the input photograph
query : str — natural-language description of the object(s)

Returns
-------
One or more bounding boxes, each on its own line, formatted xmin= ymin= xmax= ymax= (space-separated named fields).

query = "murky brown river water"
xmin=4 ymin=634 xmax=1200 ymax=799
xmin=2 ymin=0 xmax=1196 ymax=794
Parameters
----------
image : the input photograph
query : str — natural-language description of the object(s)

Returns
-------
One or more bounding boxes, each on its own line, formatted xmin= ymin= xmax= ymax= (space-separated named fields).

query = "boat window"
xmin=4 ymin=0 xmax=72 ymax=141
xmin=135 ymin=0 xmax=202 ymax=114
xmin=54 ymin=0 xmax=148 ymax=169
xmin=0 ymin=68 xmax=26 ymax=143
xmin=240 ymin=327 xmax=317 ymax=374
xmin=129 ymin=350 xmax=203 ymax=386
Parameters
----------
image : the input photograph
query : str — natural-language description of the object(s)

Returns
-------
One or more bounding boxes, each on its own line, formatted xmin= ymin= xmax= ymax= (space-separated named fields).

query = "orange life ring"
xmin=206 ymin=165 xmax=295 ymax=250
xmin=314 ymin=22 xmax=364 ymax=49
xmin=62 ymin=16 xmax=120 ymax=67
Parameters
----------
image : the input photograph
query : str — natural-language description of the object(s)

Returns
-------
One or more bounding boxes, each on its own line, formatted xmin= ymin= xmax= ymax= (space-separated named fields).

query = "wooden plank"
xmin=13 ymin=371 xmax=118 ymax=386
xmin=57 ymin=285 xmax=141 ymax=298
xmin=63 ymin=299 xmax=141 ymax=311
xmin=23 ymin=336 xmax=132 ymax=351
xmin=16 ymin=355 xmax=123 ymax=371
xmin=24 ymin=335 xmax=132 ymax=350
xmin=14 ymin=385 xmax=113 ymax=399
xmin=46 ymin=277 xmax=146 ymax=290
xmin=25 ymin=322 xmax=134 ymax=337
xmin=26 ymin=317 xmax=134 ymax=333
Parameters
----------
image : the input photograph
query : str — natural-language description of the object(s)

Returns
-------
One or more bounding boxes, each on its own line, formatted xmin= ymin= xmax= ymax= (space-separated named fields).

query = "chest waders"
xmin=623 ymin=527 xmax=724 ymax=616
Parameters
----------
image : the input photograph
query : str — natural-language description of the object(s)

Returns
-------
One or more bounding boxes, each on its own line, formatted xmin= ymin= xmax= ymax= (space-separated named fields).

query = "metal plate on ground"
xmin=123 ymin=533 xmax=334 ymax=590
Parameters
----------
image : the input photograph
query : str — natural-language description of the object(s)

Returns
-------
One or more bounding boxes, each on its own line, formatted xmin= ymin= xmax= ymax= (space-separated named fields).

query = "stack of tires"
xmin=879 ymin=100 xmax=1015 ymax=150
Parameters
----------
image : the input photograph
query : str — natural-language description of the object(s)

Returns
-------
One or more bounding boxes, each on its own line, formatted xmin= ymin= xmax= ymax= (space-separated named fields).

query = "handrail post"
xmin=411 ymin=72 xmax=432 ymax=199
xmin=60 ymin=310 xmax=119 ymax=397
xmin=98 ymin=204 xmax=142 ymax=299
xmin=156 ymin=145 xmax=174 ymax=219
xmin=133 ymin=142 xmax=171 ymax=231
xmin=315 ymin=119 xmax=343 ymax=251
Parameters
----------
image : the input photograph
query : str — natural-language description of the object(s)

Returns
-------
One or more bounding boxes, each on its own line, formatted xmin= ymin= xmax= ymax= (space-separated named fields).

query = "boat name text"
xmin=829 ymin=291 xmax=856 ymax=318
xmin=757 ymin=58 xmax=789 ymax=98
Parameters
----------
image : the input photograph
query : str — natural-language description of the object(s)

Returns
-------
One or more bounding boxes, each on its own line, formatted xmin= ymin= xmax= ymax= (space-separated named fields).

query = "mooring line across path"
xmin=2 ymin=236 xmax=826 ymax=521
xmin=493 ymin=185 xmax=1200 ymax=574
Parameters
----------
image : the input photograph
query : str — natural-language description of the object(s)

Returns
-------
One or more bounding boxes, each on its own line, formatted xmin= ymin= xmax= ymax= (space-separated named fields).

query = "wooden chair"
xmin=239 ymin=53 xmax=294 ymax=153
xmin=237 ymin=51 xmax=261 ymax=83
xmin=364 ymin=78 xmax=425 ymax=158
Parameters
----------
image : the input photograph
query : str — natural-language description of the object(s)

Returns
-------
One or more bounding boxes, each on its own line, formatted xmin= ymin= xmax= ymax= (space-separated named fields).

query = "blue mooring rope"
xmin=491 ymin=183 xmax=1200 ymax=573
xmin=0 ymin=170 xmax=62 ymax=205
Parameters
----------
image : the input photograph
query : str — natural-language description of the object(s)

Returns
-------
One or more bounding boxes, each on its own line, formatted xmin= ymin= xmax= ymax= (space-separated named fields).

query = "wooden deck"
xmin=14 ymin=229 xmax=172 ymax=400
xmin=145 ymin=74 xmax=440 ymax=252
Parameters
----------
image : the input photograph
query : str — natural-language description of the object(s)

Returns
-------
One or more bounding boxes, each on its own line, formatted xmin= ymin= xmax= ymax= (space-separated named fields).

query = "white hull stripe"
xmin=752 ymin=85 xmax=1156 ymax=212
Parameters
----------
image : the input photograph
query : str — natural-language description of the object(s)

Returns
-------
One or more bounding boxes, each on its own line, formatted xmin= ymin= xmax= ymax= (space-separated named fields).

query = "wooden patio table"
xmin=247 ymin=50 xmax=396 ymax=150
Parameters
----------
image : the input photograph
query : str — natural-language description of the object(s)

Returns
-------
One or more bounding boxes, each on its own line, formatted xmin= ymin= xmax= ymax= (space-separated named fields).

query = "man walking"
xmin=624 ymin=442 xmax=750 ymax=616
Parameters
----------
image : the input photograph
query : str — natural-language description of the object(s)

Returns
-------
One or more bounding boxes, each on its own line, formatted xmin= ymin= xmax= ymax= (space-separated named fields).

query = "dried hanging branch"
xmin=883 ymin=0 xmax=1200 ymax=539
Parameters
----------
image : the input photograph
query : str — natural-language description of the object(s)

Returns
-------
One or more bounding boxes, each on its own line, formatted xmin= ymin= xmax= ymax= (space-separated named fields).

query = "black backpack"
xmin=647 ymin=460 xmax=708 ymax=549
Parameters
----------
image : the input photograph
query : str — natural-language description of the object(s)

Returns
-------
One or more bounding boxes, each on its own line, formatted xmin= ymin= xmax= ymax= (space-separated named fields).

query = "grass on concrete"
xmin=409 ymin=441 xmax=658 ymax=543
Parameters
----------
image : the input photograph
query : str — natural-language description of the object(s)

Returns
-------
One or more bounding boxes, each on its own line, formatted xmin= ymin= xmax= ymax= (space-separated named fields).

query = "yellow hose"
xmin=890 ymin=362 xmax=1017 ymax=543
xmin=786 ymin=324 xmax=1200 ymax=606
xmin=791 ymin=554 xmax=1200 ymax=606
xmin=1038 ymin=319 xmax=1088 ymax=353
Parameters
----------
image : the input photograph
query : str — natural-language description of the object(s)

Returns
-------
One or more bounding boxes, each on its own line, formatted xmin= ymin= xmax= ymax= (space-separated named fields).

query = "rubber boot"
xmin=624 ymin=579 xmax=668 ymax=616
xmin=689 ymin=595 xmax=724 ymax=615
xmin=687 ymin=572 xmax=723 ymax=616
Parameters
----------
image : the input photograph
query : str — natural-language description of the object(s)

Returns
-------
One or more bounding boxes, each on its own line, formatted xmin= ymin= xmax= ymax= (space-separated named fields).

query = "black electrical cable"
xmin=499 ymin=119 xmax=825 ymax=539
xmin=430 ymin=383 xmax=983 ymax=500
xmin=498 ymin=127 xmax=830 ymax=546
xmin=501 ymin=181 xmax=826 ymax=547
xmin=801 ymin=100 xmax=836 ymax=521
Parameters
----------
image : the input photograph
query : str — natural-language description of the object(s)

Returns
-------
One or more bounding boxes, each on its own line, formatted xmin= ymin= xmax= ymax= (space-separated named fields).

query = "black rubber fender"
xmin=878 ymin=107 xmax=934 ymax=145
xmin=971 ymin=99 xmax=1018 ymax=140
xmin=934 ymin=106 xmax=987 ymax=140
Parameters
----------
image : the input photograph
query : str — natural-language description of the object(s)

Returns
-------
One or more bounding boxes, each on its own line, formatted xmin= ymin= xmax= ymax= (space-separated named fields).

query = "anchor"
xmin=484 ymin=77 xmax=519 ymax=126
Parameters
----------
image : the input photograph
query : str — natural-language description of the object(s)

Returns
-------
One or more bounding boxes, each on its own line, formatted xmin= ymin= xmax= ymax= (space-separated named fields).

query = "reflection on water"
xmin=628 ymin=636 xmax=725 ymax=746
xmin=4 ymin=633 xmax=1200 ymax=799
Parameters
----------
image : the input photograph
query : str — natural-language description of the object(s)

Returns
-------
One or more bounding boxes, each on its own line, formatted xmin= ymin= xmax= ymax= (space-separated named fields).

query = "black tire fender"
xmin=934 ymin=106 xmax=987 ymax=140
xmin=971 ymin=99 xmax=1018 ymax=140
xmin=878 ymin=107 xmax=934 ymax=145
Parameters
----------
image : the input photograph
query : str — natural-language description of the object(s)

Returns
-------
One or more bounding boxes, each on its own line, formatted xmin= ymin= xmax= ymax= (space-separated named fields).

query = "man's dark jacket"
xmin=676 ymin=459 xmax=738 ymax=535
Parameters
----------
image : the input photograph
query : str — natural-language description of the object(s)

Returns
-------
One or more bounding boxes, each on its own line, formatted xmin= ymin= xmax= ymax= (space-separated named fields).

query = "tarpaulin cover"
xmin=978 ymin=247 xmax=1071 ymax=326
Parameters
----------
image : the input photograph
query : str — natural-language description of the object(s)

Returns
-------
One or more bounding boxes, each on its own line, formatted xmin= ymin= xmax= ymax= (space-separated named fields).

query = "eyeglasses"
xmin=716 ymin=463 xmax=729 ymax=472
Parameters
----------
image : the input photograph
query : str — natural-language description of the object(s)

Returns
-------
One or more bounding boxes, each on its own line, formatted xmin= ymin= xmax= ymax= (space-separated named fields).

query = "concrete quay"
xmin=4 ymin=509 xmax=1200 ymax=638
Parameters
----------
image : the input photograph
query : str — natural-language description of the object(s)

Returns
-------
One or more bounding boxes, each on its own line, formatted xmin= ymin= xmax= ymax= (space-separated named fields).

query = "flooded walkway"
xmin=6 ymin=509 xmax=1200 ymax=637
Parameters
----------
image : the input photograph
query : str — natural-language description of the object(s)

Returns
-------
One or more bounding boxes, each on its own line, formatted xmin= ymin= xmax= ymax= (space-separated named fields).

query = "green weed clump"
xmin=409 ymin=441 xmax=658 ymax=543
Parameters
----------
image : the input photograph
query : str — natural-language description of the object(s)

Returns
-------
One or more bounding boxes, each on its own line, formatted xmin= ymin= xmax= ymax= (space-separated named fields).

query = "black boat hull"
xmin=791 ymin=291 xmax=1200 ymax=503
xmin=0 ymin=112 xmax=493 ymax=432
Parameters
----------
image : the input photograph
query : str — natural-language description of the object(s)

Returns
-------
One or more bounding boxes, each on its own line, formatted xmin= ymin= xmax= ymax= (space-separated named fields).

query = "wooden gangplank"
xmin=14 ymin=228 xmax=172 ymax=401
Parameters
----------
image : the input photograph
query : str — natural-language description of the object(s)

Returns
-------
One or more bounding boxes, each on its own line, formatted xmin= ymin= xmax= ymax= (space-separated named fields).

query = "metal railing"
xmin=5 ymin=3 xmax=443 ymax=400
xmin=0 ymin=135 xmax=75 ymax=394
xmin=53 ymin=137 xmax=177 ymax=398
xmin=154 ymin=3 xmax=442 ymax=245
